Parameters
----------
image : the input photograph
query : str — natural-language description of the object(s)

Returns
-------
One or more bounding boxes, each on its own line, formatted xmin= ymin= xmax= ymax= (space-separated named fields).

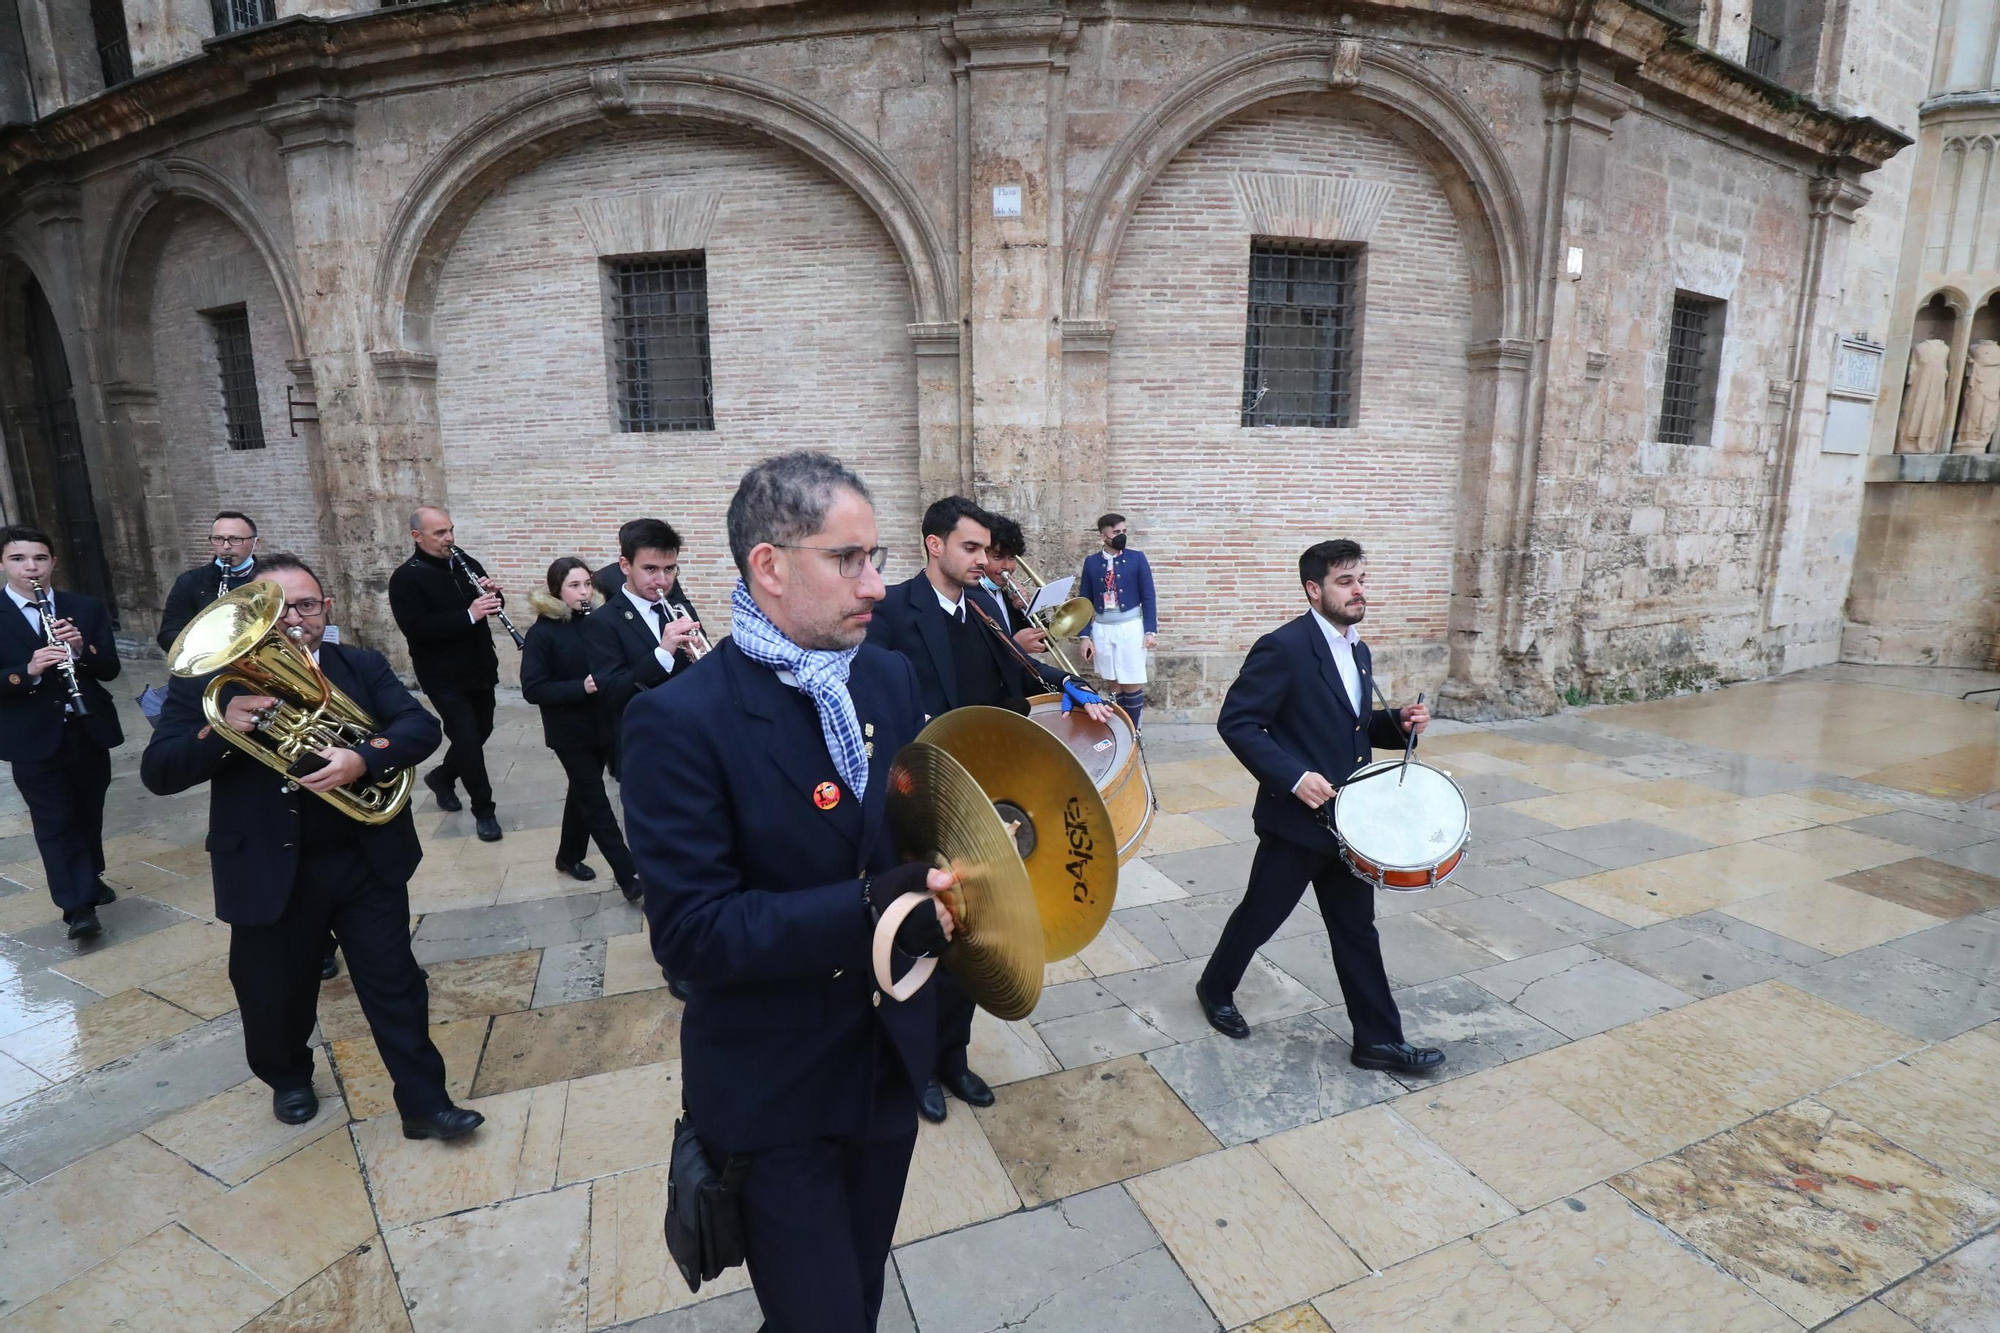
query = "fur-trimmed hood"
xmin=529 ymin=587 xmax=603 ymax=621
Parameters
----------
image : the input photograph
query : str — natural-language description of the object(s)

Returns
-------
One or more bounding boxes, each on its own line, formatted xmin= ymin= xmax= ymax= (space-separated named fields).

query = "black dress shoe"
xmin=556 ymin=858 xmax=596 ymax=882
xmin=66 ymin=911 xmax=102 ymax=941
xmin=617 ymin=877 xmax=643 ymax=903
xmin=918 ymin=1077 xmax=948 ymax=1123
xmin=273 ymin=1086 xmax=319 ymax=1124
xmin=424 ymin=771 xmax=462 ymax=812
xmin=667 ymin=977 xmax=692 ymax=1001
xmin=1195 ymin=981 xmax=1250 ymax=1039
xmin=94 ymin=879 xmax=118 ymax=906
xmin=941 ymin=1068 xmax=995 ymax=1108
xmin=321 ymin=949 xmax=340 ymax=980
xmin=402 ymin=1106 xmax=486 ymax=1141
xmin=474 ymin=814 xmax=503 ymax=842
xmin=1351 ymin=1041 xmax=1446 ymax=1074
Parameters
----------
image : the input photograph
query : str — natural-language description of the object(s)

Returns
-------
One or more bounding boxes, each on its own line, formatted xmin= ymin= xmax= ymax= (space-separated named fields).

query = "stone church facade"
xmin=0 ymin=0 xmax=1984 ymax=717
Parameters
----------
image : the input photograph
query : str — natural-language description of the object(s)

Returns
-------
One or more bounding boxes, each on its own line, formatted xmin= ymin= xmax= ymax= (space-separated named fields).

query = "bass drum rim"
xmin=1024 ymin=694 xmax=1155 ymax=864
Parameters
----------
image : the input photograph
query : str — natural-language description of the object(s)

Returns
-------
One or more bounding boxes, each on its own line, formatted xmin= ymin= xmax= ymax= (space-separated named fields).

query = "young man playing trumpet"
xmin=582 ymin=517 xmax=704 ymax=783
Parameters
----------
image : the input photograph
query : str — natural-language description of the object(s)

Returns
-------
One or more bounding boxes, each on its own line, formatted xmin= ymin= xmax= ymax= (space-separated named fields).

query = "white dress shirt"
xmin=623 ymin=586 xmax=679 ymax=675
xmin=1291 ymin=610 xmax=1365 ymax=796
xmin=932 ymin=582 xmax=965 ymax=621
xmin=7 ymin=585 xmax=46 ymax=668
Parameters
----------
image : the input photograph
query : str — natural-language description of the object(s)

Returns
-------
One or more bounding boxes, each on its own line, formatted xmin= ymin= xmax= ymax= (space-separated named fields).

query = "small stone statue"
xmin=1954 ymin=339 xmax=2000 ymax=454
xmin=1896 ymin=338 xmax=1952 ymax=454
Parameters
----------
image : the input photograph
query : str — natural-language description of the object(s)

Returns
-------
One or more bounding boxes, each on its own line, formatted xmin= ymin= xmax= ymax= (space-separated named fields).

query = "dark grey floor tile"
xmin=1376 ymin=913 xmax=1505 ymax=989
xmin=1687 ymin=756 xmax=1823 ymax=797
xmin=1314 ymin=974 xmax=1567 ymax=1087
xmin=612 ymin=1264 xmax=916 ymax=1332
xmin=1839 ymin=811 xmax=1989 ymax=853
xmin=1112 ymin=888 xmax=1316 ymax=967
xmin=1032 ymin=978 xmax=1127 ymax=1023
xmin=1927 ymin=839 xmax=2000 ymax=879
xmin=1888 ymin=913 xmax=2000 ymax=985
xmin=1466 ymin=944 xmax=1695 ymax=1038
xmin=1419 ymin=888 xmax=1626 ymax=961
xmin=1792 ymin=944 xmax=2000 ymax=1041
xmin=1147 ymin=1012 xmax=1402 ymax=1145
xmin=1671 ymin=910 xmax=1835 ymax=967
xmin=896 ymin=1185 xmax=1215 ymax=1333
xmin=1601 ymin=753 xmax=1721 ymax=780
xmin=1102 ymin=955 xmax=1322 ymax=1043
xmin=1188 ymin=805 xmax=1256 ymax=843
xmin=1457 ymin=775 xmax=1556 ymax=807
xmin=1143 ymin=842 xmax=1257 ymax=896
xmin=409 ymin=890 xmax=641 ymax=964
xmin=1530 ymin=819 xmax=1712 ymax=872
xmin=530 ymin=939 xmax=605 ymax=1008
xmin=1587 ymin=919 xmax=1811 ymax=999
xmin=1031 ymin=1005 xmax=1175 ymax=1069
xmin=1445 ymin=838 xmax=1603 ymax=896
xmin=6 ymin=895 xmax=191 ymax=957
xmin=0 ymin=968 xmax=105 ymax=1042
xmin=1468 ymin=807 xmax=1562 ymax=843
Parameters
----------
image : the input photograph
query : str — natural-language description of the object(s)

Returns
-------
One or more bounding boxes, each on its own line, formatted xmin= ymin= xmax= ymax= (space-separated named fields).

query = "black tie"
xmin=653 ymin=602 xmax=669 ymax=635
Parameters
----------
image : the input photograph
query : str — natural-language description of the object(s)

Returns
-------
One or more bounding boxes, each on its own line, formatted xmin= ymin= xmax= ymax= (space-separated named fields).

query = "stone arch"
xmin=376 ymin=66 xmax=956 ymax=354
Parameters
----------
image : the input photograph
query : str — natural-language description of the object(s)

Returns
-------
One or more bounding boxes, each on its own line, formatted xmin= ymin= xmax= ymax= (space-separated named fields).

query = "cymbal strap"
xmin=871 ymin=891 xmax=940 ymax=1000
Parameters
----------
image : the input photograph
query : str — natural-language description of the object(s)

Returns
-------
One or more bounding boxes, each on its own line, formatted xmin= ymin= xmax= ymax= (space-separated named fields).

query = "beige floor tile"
xmin=1833 ymin=858 xmax=2000 ymax=919
xmin=51 ymin=919 xmax=232 ymax=996
xmin=1127 ymin=1143 xmax=1367 ymax=1328
xmin=318 ymin=949 xmax=541 ymax=1043
xmin=100 ymin=860 xmax=194 ymax=897
xmin=1258 ymin=1104 xmax=1515 ymax=1269
xmin=0 ymin=1049 xmax=50 ymax=1106
xmin=0 ymin=1133 xmax=223 ymax=1312
xmin=386 ymin=1184 xmax=591 ymax=1333
xmin=178 ymin=1133 xmax=378 ymax=1292
xmin=137 ymin=875 xmax=218 ymax=921
xmin=239 ymin=1240 xmax=413 ymax=1333
xmin=1611 ymin=981 xmax=1920 ymax=1116
xmin=471 ymin=988 xmax=681 ymax=1098
xmin=1310 ymin=1238 xmax=1568 ymax=1333
xmin=1490 ymin=742 xmax=1616 ymax=767
xmin=0 ymin=887 xmax=60 ymax=932
xmin=144 ymin=954 xmax=238 ymax=1019
xmin=1756 ymin=826 xmax=1922 ymax=872
xmin=1116 ymin=857 xmax=1193 ymax=906
xmin=1477 ymin=1183 xmax=1800 ymax=1332
xmin=1043 ymin=955 xmax=1094 ymax=985
xmin=1235 ymin=1305 xmax=1334 ymax=1333
xmin=0 ymin=859 xmax=48 ymax=890
xmin=1613 ymin=1101 xmax=2000 ymax=1327
xmin=1137 ymin=811 xmax=1232 ymax=857
xmin=1503 ymin=788 xmax=1673 ymax=831
xmin=893 ymin=1103 xmax=1023 ymax=1245
xmin=357 ymin=1082 xmax=569 ymax=1229
xmin=1646 ymin=841 xmax=1847 ymax=898
xmin=331 ymin=1016 xmax=488 ymax=1119
xmin=1153 ymin=779 xmax=1239 ymax=814
xmin=1540 ymin=864 xmax=1719 ymax=927
xmin=1879 ymin=1230 xmax=2000 ymax=1330
xmin=1860 ymin=744 xmax=2000 ymax=800
xmin=1510 ymin=1031 xmax=1750 ymax=1157
xmin=587 ymin=1164 xmax=751 ymax=1327
xmin=1075 ymin=917 xmax=1162 ymax=977
xmin=1748 ymin=792 xmax=1884 ymax=827
xmin=1722 ymin=883 xmax=1937 ymax=955
xmin=1818 ymin=1300 xmax=1924 ymax=1331
xmin=601 ymin=930 xmax=665 ymax=997
xmin=973 ymin=1054 xmax=1219 ymax=1206
xmin=966 ymin=1009 xmax=1061 ymax=1086
xmin=1818 ymin=1036 xmax=2000 ymax=1193
xmin=0 ymin=1223 xmax=278 ymax=1333
xmin=138 ymin=843 xmax=211 ymax=877
xmin=553 ymin=1060 xmax=678 ymax=1185
xmin=145 ymin=1071 xmax=344 ymax=1184
xmin=1638 ymin=800 xmax=1816 ymax=847
xmin=1628 ymin=778 xmax=1744 ymax=810
xmin=1393 ymin=1067 xmax=1644 ymax=1211
xmin=1793 ymin=789 xmax=1901 ymax=817
xmin=405 ymin=869 xmax=502 ymax=916
xmin=0 ymin=989 xmax=200 ymax=1081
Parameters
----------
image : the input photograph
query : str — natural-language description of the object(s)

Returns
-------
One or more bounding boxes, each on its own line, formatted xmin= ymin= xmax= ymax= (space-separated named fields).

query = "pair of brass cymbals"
xmin=885 ymin=706 xmax=1119 ymax=1021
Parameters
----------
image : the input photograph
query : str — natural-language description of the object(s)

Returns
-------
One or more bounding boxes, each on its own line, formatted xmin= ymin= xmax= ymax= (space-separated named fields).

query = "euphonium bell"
xmin=166 ymin=581 xmax=414 ymax=825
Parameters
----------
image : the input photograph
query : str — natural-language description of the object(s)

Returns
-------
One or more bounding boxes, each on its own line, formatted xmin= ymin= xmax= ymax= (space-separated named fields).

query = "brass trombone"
xmin=999 ymin=557 xmax=1094 ymax=678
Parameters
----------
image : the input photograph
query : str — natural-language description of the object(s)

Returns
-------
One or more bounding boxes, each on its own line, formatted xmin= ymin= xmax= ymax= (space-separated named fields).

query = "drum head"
xmin=1333 ymin=761 xmax=1470 ymax=871
xmin=1026 ymin=694 xmax=1134 ymax=783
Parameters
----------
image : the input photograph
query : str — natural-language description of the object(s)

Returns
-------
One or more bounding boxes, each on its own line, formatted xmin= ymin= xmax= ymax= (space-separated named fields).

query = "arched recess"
xmin=376 ymin=67 xmax=956 ymax=354
xmin=1065 ymin=39 xmax=1536 ymax=714
xmin=98 ymin=160 xmax=320 ymax=619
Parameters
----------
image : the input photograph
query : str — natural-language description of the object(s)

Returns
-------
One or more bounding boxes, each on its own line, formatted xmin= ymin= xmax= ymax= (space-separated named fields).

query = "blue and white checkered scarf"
xmin=728 ymin=580 xmax=870 ymax=801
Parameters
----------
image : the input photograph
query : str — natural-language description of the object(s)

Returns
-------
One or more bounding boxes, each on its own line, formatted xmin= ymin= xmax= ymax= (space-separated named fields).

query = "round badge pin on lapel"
xmin=813 ymin=781 xmax=841 ymax=810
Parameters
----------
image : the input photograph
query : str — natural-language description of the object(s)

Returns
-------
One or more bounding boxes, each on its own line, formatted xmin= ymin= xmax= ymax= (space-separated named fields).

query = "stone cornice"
xmin=0 ymin=0 xmax=1914 ymax=182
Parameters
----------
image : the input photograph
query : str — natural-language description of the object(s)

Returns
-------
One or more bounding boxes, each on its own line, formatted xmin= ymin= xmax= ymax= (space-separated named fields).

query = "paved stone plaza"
xmin=2 ymin=663 xmax=1999 ymax=1331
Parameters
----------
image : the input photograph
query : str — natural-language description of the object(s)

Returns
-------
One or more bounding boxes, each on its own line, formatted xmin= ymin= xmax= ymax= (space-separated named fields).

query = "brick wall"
xmin=148 ymin=204 xmax=322 ymax=572
xmin=1102 ymin=100 xmax=1472 ymax=708
xmin=428 ymin=122 xmax=921 ymax=682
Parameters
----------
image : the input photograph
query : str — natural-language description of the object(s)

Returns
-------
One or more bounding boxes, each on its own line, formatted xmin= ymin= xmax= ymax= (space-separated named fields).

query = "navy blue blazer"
xmin=625 ymin=636 xmax=935 ymax=1152
xmin=140 ymin=642 xmax=441 ymax=926
xmin=0 ymin=588 xmax=123 ymax=762
xmin=581 ymin=582 xmax=701 ymax=775
xmin=1218 ymin=612 xmax=1411 ymax=856
xmin=864 ymin=571 xmax=1061 ymax=719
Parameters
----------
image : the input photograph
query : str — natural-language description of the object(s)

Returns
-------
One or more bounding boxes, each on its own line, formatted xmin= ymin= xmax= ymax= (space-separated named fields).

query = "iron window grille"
xmin=608 ymin=254 xmax=715 ymax=433
xmin=91 ymin=0 xmax=131 ymax=86
xmin=1746 ymin=24 xmax=1782 ymax=79
xmin=210 ymin=0 xmax=273 ymax=35
xmin=207 ymin=306 xmax=267 ymax=451
xmin=1658 ymin=291 xmax=1725 ymax=446
xmin=1241 ymin=240 xmax=1361 ymax=428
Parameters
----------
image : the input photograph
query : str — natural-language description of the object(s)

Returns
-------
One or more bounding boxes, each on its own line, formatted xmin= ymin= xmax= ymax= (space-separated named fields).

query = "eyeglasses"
xmin=210 ymin=535 xmax=256 ymax=547
xmin=772 ymin=544 xmax=890 ymax=579
xmin=280 ymin=598 xmax=326 ymax=618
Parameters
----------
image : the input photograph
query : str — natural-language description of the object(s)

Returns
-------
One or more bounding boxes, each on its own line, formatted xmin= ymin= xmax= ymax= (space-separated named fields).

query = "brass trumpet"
xmin=167 ymin=581 xmax=413 ymax=824
xmin=999 ymin=557 xmax=1095 ymax=677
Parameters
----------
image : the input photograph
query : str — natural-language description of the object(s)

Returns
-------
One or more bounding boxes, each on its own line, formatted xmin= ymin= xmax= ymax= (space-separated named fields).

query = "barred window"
xmin=606 ymin=254 xmax=714 ymax=433
xmin=207 ymin=307 xmax=267 ymax=451
xmin=91 ymin=0 xmax=132 ymax=87
xmin=1241 ymin=240 xmax=1362 ymax=429
xmin=210 ymin=0 xmax=273 ymax=34
xmin=1658 ymin=291 xmax=1726 ymax=446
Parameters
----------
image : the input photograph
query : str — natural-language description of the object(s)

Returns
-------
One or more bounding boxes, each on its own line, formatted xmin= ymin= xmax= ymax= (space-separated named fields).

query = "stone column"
xmin=909 ymin=321 xmax=967 ymax=500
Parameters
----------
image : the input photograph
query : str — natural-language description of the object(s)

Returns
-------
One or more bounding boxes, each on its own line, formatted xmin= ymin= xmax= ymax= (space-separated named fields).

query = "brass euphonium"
xmin=166 ymin=581 xmax=414 ymax=825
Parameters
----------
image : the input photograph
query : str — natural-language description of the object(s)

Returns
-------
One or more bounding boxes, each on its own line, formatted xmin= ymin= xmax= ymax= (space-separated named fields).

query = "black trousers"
xmin=1200 ymin=834 xmax=1404 ymax=1048
xmin=228 ymin=840 xmax=451 ymax=1117
xmin=425 ymin=681 xmax=497 ymax=816
xmin=553 ymin=743 xmax=636 ymax=883
xmin=721 ymin=1043 xmax=917 ymax=1332
xmin=933 ymin=972 xmax=975 ymax=1081
xmin=10 ymin=721 xmax=111 ymax=918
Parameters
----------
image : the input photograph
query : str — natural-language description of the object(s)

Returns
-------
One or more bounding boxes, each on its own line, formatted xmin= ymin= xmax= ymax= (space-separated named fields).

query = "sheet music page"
xmin=1027 ymin=577 xmax=1076 ymax=616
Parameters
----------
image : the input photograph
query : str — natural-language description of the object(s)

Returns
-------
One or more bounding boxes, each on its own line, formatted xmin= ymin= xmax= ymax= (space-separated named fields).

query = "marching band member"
xmin=141 ymin=553 xmax=484 ymax=1137
xmin=1079 ymin=512 xmax=1157 ymax=733
xmin=1196 ymin=539 xmax=1438 ymax=1074
xmin=390 ymin=506 xmax=505 ymax=842
xmin=0 ymin=525 xmax=122 ymax=941
xmin=522 ymin=558 xmax=640 ymax=901
xmin=627 ymin=451 xmax=951 ymax=1332
xmin=582 ymin=517 xmax=705 ymax=781
xmin=156 ymin=510 xmax=262 ymax=652
xmin=981 ymin=513 xmax=1049 ymax=656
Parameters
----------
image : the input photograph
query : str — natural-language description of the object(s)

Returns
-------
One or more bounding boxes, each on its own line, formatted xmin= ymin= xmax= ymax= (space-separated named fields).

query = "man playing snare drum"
xmin=1194 ymin=539 xmax=1438 ymax=1074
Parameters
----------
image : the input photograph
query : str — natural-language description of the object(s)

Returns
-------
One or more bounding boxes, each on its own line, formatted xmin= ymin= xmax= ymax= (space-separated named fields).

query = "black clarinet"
xmin=29 ymin=580 xmax=89 ymax=716
xmin=447 ymin=545 xmax=525 ymax=650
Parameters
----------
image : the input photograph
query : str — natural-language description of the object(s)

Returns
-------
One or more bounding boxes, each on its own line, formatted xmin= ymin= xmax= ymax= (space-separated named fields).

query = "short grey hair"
xmin=409 ymin=505 xmax=445 ymax=533
xmin=727 ymin=451 xmax=872 ymax=576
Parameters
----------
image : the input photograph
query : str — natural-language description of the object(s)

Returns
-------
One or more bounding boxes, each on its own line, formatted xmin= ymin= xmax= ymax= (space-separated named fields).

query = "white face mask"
xmin=978 ymin=576 xmax=1000 ymax=595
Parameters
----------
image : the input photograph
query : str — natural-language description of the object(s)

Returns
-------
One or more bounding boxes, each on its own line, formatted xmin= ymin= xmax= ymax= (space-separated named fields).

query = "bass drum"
xmin=1025 ymin=695 xmax=1154 ymax=864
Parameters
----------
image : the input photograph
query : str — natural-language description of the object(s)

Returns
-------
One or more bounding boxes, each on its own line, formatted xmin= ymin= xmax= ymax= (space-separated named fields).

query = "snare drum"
xmin=1328 ymin=759 xmax=1470 ymax=892
xmin=1025 ymin=695 xmax=1153 ymax=864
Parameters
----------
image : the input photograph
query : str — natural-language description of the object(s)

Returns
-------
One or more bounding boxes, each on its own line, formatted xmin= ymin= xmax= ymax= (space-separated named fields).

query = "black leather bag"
xmin=664 ymin=1113 xmax=750 ymax=1294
